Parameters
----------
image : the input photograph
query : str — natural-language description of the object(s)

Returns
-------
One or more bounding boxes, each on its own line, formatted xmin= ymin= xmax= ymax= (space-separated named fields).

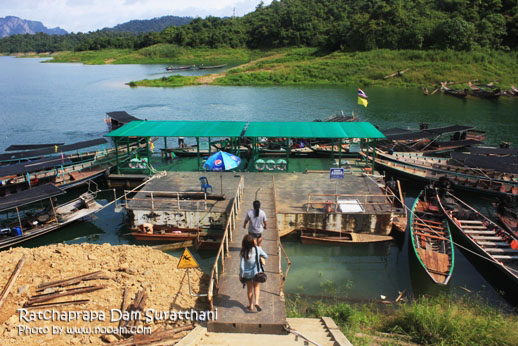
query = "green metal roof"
xmin=105 ymin=120 xmax=385 ymax=139
xmin=105 ymin=121 xmax=247 ymax=138
xmin=245 ymin=122 xmax=385 ymax=139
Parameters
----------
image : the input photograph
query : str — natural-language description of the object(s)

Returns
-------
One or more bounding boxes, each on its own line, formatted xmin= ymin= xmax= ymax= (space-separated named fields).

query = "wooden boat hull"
xmin=131 ymin=233 xmax=198 ymax=242
xmin=410 ymin=190 xmax=454 ymax=285
xmin=0 ymin=194 xmax=102 ymax=250
xmin=367 ymin=153 xmax=518 ymax=197
xmin=300 ymin=229 xmax=393 ymax=244
xmin=437 ymin=191 xmax=518 ymax=291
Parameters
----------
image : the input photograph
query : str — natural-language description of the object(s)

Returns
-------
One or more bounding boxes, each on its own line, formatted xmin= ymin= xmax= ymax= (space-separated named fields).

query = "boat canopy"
xmin=385 ymin=125 xmax=474 ymax=141
xmin=450 ymin=152 xmax=518 ymax=173
xmin=5 ymin=143 xmax=64 ymax=152
xmin=105 ymin=121 xmax=385 ymax=139
xmin=469 ymin=147 xmax=518 ymax=156
xmin=106 ymin=111 xmax=140 ymax=124
xmin=0 ymin=156 xmax=73 ymax=177
xmin=0 ymin=138 xmax=108 ymax=161
xmin=106 ymin=121 xmax=248 ymax=138
xmin=0 ymin=183 xmax=66 ymax=212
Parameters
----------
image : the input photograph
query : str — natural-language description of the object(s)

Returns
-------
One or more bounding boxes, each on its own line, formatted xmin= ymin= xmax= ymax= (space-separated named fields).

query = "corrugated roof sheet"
xmin=245 ymin=122 xmax=385 ymax=139
xmin=105 ymin=121 xmax=385 ymax=139
xmin=105 ymin=121 xmax=247 ymax=138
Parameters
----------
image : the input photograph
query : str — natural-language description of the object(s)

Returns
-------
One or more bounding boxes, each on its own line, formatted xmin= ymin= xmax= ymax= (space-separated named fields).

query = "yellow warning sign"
xmin=177 ymin=248 xmax=199 ymax=269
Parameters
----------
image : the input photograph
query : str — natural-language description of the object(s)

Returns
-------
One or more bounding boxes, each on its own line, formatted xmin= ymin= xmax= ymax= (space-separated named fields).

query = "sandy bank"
xmin=0 ymin=244 xmax=207 ymax=345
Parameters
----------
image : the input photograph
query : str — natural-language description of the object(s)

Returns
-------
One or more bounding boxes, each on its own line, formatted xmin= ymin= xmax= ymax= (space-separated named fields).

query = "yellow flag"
xmin=358 ymin=97 xmax=368 ymax=107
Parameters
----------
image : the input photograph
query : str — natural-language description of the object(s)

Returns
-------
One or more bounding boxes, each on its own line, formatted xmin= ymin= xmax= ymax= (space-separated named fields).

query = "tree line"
xmin=1 ymin=0 xmax=517 ymax=53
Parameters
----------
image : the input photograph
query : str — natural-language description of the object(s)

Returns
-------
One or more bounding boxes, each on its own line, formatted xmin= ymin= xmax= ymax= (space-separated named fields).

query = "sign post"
xmin=330 ymin=168 xmax=345 ymax=200
xmin=177 ymin=248 xmax=207 ymax=297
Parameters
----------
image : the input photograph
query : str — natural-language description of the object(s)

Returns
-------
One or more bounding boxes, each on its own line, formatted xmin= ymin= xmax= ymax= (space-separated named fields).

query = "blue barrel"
xmin=12 ymin=227 xmax=22 ymax=236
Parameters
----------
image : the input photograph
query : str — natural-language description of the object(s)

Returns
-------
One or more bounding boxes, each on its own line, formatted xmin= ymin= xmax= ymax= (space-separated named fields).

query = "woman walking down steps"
xmin=240 ymin=235 xmax=268 ymax=312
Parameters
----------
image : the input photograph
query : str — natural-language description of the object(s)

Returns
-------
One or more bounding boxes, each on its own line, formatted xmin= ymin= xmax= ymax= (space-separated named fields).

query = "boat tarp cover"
xmin=434 ymin=139 xmax=482 ymax=147
xmin=0 ymin=157 xmax=73 ymax=177
xmin=106 ymin=111 xmax=140 ymax=124
xmin=0 ymin=183 xmax=66 ymax=212
xmin=5 ymin=143 xmax=64 ymax=152
xmin=105 ymin=121 xmax=248 ymax=138
xmin=469 ymin=147 xmax=518 ymax=156
xmin=245 ymin=122 xmax=386 ymax=139
xmin=381 ymin=128 xmax=413 ymax=136
xmin=0 ymin=138 xmax=108 ymax=161
xmin=450 ymin=152 xmax=518 ymax=173
xmin=386 ymin=125 xmax=474 ymax=141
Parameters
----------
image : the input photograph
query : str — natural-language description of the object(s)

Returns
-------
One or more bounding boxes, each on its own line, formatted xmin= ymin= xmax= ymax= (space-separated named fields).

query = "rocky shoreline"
xmin=0 ymin=244 xmax=207 ymax=345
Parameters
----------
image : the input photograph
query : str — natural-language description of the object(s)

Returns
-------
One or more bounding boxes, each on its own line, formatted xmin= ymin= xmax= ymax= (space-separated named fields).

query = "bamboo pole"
xmin=0 ymin=256 xmax=27 ymax=310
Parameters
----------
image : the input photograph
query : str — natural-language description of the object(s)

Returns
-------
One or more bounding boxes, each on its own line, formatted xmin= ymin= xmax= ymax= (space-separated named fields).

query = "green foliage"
xmin=129 ymin=75 xmax=199 ymax=87
xmin=287 ymin=294 xmax=518 ymax=346
xmin=103 ymin=15 xmax=192 ymax=34
xmin=2 ymin=0 xmax=518 ymax=53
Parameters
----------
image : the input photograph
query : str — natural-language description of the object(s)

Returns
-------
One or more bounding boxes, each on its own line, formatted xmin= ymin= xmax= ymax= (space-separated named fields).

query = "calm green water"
xmin=1 ymin=56 xmax=517 ymax=309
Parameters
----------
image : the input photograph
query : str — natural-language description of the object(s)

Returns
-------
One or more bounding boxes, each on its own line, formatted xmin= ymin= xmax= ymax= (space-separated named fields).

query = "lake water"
xmin=1 ymin=56 xmax=517 ymax=310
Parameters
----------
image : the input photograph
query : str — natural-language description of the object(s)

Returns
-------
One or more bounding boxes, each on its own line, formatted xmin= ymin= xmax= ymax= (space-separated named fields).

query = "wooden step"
xmin=485 ymin=248 xmax=518 ymax=253
xmin=472 ymin=236 xmax=502 ymax=240
xmin=415 ymin=222 xmax=444 ymax=230
xmin=464 ymin=230 xmax=495 ymax=235
xmin=462 ymin=226 xmax=487 ymax=229
xmin=478 ymin=241 xmax=509 ymax=247
xmin=492 ymin=255 xmax=518 ymax=260
xmin=458 ymin=220 xmax=484 ymax=224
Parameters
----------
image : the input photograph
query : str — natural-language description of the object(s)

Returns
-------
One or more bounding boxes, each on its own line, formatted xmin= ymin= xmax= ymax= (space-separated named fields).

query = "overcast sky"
xmin=1 ymin=0 xmax=273 ymax=33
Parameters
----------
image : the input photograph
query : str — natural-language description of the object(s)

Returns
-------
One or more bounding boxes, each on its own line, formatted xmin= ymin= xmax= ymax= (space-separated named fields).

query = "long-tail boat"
xmin=436 ymin=189 xmax=518 ymax=290
xmin=198 ymin=64 xmax=227 ymax=70
xmin=131 ymin=224 xmax=201 ymax=242
xmin=468 ymin=81 xmax=501 ymax=99
xmin=409 ymin=186 xmax=454 ymax=285
xmin=441 ymin=82 xmax=468 ymax=98
xmin=495 ymin=197 xmax=518 ymax=238
xmin=299 ymin=229 xmax=393 ymax=244
xmin=166 ymin=65 xmax=195 ymax=71
xmin=366 ymin=151 xmax=518 ymax=197
xmin=0 ymin=184 xmax=102 ymax=250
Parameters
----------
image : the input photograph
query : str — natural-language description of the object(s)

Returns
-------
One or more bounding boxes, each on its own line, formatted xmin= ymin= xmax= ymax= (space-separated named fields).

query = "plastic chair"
xmin=199 ymin=176 xmax=213 ymax=193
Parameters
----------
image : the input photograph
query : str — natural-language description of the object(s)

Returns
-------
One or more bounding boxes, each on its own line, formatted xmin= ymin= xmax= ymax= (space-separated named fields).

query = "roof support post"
xmin=208 ymin=137 xmax=211 ymax=157
xmin=286 ymin=138 xmax=290 ymax=172
xmin=114 ymin=138 xmax=120 ymax=174
xmin=371 ymin=140 xmax=376 ymax=174
xmin=146 ymin=137 xmax=151 ymax=175
xmin=15 ymin=207 xmax=23 ymax=231
xmin=196 ymin=137 xmax=200 ymax=172
xmin=338 ymin=138 xmax=342 ymax=168
xmin=331 ymin=138 xmax=335 ymax=160
xmin=164 ymin=137 xmax=168 ymax=155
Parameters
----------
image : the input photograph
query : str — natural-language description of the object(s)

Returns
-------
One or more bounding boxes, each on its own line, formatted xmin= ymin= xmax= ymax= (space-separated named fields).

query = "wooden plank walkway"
xmin=208 ymin=175 xmax=286 ymax=334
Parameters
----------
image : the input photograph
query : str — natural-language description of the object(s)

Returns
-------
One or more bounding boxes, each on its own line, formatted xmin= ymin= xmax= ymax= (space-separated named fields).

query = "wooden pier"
xmin=207 ymin=174 xmax=288 ymax=334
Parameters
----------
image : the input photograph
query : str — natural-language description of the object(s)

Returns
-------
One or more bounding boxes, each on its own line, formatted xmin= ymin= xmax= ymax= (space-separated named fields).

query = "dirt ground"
xmin=0 ymin=244 xmax=208 ymax=345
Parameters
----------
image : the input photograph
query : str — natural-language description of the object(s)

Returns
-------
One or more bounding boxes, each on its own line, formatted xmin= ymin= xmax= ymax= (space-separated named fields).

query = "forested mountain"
xmin=0 ymin=16 xmax=67 ymax=38
xmin=1 ymin=0 xmax=517 ymax=53
xmin=103 ymin=16 xmax=192 ymax=33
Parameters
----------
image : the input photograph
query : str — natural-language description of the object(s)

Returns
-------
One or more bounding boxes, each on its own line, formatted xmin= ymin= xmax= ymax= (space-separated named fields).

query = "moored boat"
xmin=436 ymin=189 xmax=518 ymax=290
xmin=299 ymin=229 xmax=393 ymax=244
xmin=409 ymin=187 xmax=454 ymax=285
xmin=468 ymin=81 xmax=501 ymax=99
xmin=495 ymin=197 xmax=518 ymax=238
xmin=0 ymin=184 xmax=102 ymax=250
xmin=166 ymin=65 xmax=195 ymax=71
xmin=441 ymin=82 xmax=467 ymax=98
xmin=197 ymin=64 xmax=226 ymax=70
xmin=131 ymin=223 xmax=201 ymax=242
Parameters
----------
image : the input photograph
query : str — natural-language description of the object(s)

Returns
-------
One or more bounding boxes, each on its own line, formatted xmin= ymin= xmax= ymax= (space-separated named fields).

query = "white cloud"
xmin=0 ymin=0 xmax=273 ymax=33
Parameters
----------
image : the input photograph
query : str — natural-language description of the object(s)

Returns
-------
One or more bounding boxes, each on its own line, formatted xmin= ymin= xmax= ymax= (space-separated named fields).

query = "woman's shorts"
xmin=248 ymin=232 xmax=262 ymax=239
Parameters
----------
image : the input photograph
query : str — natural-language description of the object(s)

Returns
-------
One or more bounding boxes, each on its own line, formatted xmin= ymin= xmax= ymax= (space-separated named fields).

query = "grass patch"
xmin=287 ymin=294 xmax=518 ymax=345
xmin=129 ymin=75 xmax=199 ymax=87
xmin=47 ymin=45 xmax=269 ymax=66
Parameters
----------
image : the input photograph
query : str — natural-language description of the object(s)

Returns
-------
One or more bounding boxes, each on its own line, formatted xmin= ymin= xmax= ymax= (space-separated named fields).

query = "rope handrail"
xmin=207 ymin=176 xmax=244 ymax=310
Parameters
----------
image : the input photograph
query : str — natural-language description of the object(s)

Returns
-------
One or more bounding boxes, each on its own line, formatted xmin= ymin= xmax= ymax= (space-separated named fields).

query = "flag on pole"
xmin=357 ymin=88 xmax=368 ymax=107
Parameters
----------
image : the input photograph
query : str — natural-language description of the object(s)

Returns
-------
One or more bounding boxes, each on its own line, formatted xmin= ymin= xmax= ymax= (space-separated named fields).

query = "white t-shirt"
xmin=245 ymin=209 xmax=267 ymax=235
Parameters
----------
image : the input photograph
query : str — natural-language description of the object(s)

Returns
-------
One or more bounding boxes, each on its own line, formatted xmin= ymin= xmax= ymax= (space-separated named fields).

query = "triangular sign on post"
xmin=177 ymin=248 xmax=199 ymax=269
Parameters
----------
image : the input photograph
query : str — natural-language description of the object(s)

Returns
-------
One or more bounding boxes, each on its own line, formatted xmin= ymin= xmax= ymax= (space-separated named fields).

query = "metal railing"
xmin=306 ymin=192 xmax=396 ymax=213
xmin=123 ymin=190 xmax=209 ymax=211
xmin=273 ymin=176 xmax=291 ymax=298
xmin=207 ymin=176 xmax=244 ymax=310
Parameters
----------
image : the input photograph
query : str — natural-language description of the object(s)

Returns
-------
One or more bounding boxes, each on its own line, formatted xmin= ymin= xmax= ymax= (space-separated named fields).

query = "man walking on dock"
xmin=243 ymin=200 xmax=267 ymax=246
